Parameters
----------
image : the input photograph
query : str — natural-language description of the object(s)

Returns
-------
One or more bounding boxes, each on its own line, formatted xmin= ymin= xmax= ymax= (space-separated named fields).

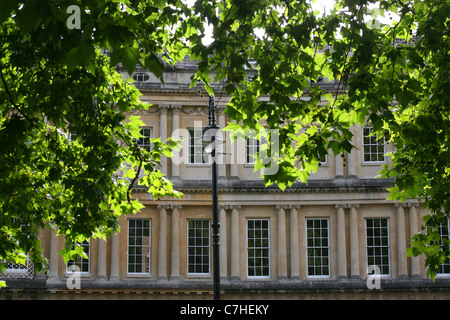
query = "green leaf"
xmin=0 ymin=0 xmax=14 ymax=24
xmin=65 ymin=40 xmax=95 ymax=71
xmin=111 ymin=44 xmax=141 ymax=75
xmin=144 ymin=53 xmax=165 ymax=81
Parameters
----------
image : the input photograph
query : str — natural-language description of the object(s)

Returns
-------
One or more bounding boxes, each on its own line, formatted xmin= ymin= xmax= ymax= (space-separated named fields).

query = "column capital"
xmin=231 ymin=205 xmax=241 ymax=211
xmin=157 ymin=204 xmax=170 ymax=210
xmin=407 ymin=202 xmax=420 ymax=208
xmin=288 ymin=205 xmax=300 ymax=210
xmin=170 ymin=104 xmax=182 ymax=112
xmin=170 ymin=204 xmax=182 ymax=210
xmin=276 ymin=205 xmax=288 ymax=210
xmin=348 ymin=203 xmax=359 ymax=209
xmin=158 ymin=104 xmax=170 ymax=114
xmin=394 ymin=202 xmax=407 ymax=208
xmin=216 ymin=105 xmax=226 ymax=113
xmin=335 ymin=204 xmax=347 ymax=209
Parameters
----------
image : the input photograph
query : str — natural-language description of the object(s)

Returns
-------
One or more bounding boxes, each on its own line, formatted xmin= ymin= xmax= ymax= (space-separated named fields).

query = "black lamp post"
xmin=203 ymin=94 xmax=220 ymax=300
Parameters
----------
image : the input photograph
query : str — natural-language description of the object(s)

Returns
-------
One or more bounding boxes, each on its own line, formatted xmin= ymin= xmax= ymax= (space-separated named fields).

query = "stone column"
xmin=336 ymin=204 xmax=347 ymax=279
xmin=230 ymin=121 xmax=239 ymax=179
xmin=347 ymin=126 xmax=357 ymax=178
xmin=158 ymin=105 xmax=169 ymax=175
xmin=34 ymin=228 xmax=47 ymax=280
xmin=97 ymin=238 xmax=107 ymax=280
xmin=219 ymin=205 xmax=228 ymax=279
xmin=48 ymin=228 xmax=59 ymax=281
xmin=276 ymin=205 xmax=288 ymax=280
xmin=170 ymin=204 xmax=182 ymax=280
xmin=349 ymin=204 xmax=360 ymax=278
xmin=110 ymin=231 xmax=120 ymax=280
xmin=230 ymin=205 xmax=241 ymax=280
xmin=396 ymin=203 xmax=408 ymax=278
xmin=408 ymin=203 xmax=421 ymax=278
xmin=217 ymin=106 xmax=227 ymax=179
xmin=171 ymin=105 xmax=182 ymax=180
xmin=289 ymin=205 xmax=300 ymax=280
xmin=335 ymin=153 xmax=344 ymax=178
xmin=157 ymin=204 xmax=169 ymax=280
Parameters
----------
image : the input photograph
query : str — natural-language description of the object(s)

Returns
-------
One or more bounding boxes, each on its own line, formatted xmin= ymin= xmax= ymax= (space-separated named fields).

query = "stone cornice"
xmin=151 ymin=178 xmax=395 ymax=194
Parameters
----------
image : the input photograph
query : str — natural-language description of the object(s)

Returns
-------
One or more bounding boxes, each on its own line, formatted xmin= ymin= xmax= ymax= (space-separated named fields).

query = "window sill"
xmin=185 ymin=163 xmax=210 ymax=167
xmin=186 ymin=274 xmax=211 ymax=279
xmin=306 ymin=276 xmax=331 ymax=280
xmin=126 ymin=273 xmax=152 ymax=278
xmin=361 ymin=161 xmax=386 ymax=166
xmin=64 ymin=272 xmax=91 ymax=278
xmin=246 ymin=276 xmax=271 ymax=280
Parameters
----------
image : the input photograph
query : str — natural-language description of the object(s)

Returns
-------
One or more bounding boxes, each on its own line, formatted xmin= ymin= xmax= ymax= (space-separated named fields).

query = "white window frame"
xmin=245 ymin=130 xmax=269 ymax=165
xmin=132 ymin=72 xmax=150 ymax=82
xmin=66 ymin=241 xmax=90 ymax=274
xmin=188 ymin=128 xmax=209 ymax=164
xmin=127 ymin=219 xmax=151 ymax=275
xmin=69 ymin=131 xmax=78 ymax=142
xmin=247 ymin=219 xmax=270 ymax=279
xmin=245 ymin=136 xmax=260 ymax=164
xmin=362 ymin=126 xmax=385 ymax=163
xmin=2 ymin=257 xmax=34 ymax=279
xmin=318 ymin=153 xmax=328 ymax=166
xmin=1 ymin=220 xmax=34 ymax=279
xmin=187 ymin=219 xmax=211 ymax=275
xmin=366 ymin=218 xmax=390 ymax=276
xmin=137 ymin=127 xmax=152 ymax=152
xmin=306 ymin=218 xmax=330 ymax=277
xmin=437 ymin=218 xmax=450 ymax=275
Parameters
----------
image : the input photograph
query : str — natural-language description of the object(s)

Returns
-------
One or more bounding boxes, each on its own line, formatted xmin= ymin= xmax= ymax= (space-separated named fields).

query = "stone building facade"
xmin=1 ymin=58 xmax=449 ymax=300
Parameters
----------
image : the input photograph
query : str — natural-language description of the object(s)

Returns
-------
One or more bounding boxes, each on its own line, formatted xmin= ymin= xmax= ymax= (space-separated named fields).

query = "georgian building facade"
xmin=1 ymin=59 xmax=449 ymax=300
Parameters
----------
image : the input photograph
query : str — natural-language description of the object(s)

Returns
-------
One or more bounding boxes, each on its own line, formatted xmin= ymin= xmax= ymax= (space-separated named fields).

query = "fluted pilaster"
xmin=395 ymin=203 xmax=408 ymax=278
xmin=335 ymin=204 xmax=347 ymax=278
xmin=157 ymin=204 xmax=169 ymax=280
xmin=276 ymin=205 xmax=288 ymax=280
xmin=289 ymin=205 xmax=300 ymax=280
xmin=230 ymin=205 xmax=241 ymax=280
xmin=170 ymin=204 xmax=182 ymax=280
xmin=349 ymin=204 xmax=360 ymax=278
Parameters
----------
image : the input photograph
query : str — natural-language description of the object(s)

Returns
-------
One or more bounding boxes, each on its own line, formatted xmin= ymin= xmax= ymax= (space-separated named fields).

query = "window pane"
xmin=67 ymin=241 xmax=90 ymax=273
xmin=247 ymin=219 xmax=270 ymax=277
xmin=366 ymin=218 xmax=390 ymax=275
xmin=306 ymin=219 xmax=329 ymax=276
xmin=187 ymin=219 xmax=210 ymax=274
xmin=437 ymin=219 xmax=450 ymax=274
xmin=128 ymin=219 xmax=151 ymax=274
xmin=363 ymin=126 xmax=385 ymax=162
xmin=137 ymin=128 xmax=152 ymax=152
xmin=188 ymin=128 xmax=209 ymax=164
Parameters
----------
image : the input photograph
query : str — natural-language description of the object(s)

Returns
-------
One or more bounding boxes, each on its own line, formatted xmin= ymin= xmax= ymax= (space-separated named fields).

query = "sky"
xmin=197 ymin=0 xmax=336 ymax=45
xmin=189 ymin=0 xmax=398 ymax=45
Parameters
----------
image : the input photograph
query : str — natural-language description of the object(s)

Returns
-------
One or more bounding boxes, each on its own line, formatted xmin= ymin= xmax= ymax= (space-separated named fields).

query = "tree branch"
xmin=0 ymin=65 xmax=32 ymax=122
xmin=127 ymin=145 xmax=143 ymax=204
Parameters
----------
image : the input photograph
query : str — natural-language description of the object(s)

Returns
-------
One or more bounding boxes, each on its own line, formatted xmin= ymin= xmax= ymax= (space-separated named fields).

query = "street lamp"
xmin=202 ymin=93 xmax=220 ymax=300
